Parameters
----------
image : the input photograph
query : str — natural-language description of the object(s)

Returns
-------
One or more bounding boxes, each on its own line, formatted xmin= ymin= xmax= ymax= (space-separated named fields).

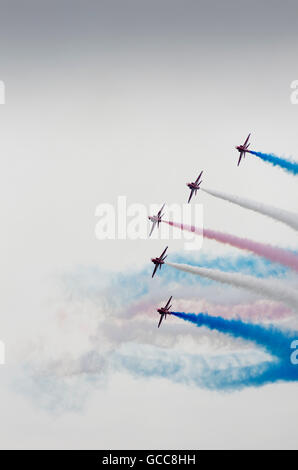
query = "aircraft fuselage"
xmin=157 ymin=307 xmax=170 ymax=315
xmin=148 ymin=215 xmax=160 ymax=223
xmin=151 ymin=257 xmax=164 ymax=266
xmin=236 ymin=145 xmax=250 ymax=153
xmin=187 ymin=182 xmax=199 ymax=190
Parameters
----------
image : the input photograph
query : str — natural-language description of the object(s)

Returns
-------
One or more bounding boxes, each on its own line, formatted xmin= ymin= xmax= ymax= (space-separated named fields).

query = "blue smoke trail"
xmin=249 ymin=150 xmax=298 ymax=176
xmin=172 ymin=312 xmax=290 ymax=356
xmin=166 ymin=312 xmax=298 ymax=388
xmin=113 ymin=314 xmax=298 ymax=391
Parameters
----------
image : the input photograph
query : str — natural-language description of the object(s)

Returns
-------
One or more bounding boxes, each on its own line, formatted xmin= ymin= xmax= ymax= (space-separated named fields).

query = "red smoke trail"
xmin=163 ymin=220 xmax=298 ymax=273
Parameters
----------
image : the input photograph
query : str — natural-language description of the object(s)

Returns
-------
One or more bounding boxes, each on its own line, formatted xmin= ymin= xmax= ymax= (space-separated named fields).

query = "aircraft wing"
xmin=160 ymin=246 xmax=168 ymax=259
xmin=188 ymin=189 xmax=194 ymax=203
xmin=149 ymin=221 xmax=157 ymax=237
xmin=237 ymin=151 xmax=244 ymax=166
xmin=243 ymin=133 xmax=250 ymax=146
xmin=152 ymin=264 xmax=158 ymax=278
xmin=158 ymin=203 xmax=165 ymax=217
xmin=195 ymin=171 xmax=203 ymax=184
xmin=165 ymin=296 xmax=172 ymax=309
xmin=158 ymin=314 xmax=164 ymax=328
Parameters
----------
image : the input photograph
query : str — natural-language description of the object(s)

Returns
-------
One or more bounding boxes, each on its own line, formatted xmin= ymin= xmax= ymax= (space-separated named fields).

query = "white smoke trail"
xmin=167 ymin=262 xmax=298 ymax=312
xmin=202 ymin=187 xmax=298 ymax=231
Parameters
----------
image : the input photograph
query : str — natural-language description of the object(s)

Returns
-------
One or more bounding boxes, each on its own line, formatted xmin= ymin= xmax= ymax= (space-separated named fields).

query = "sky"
xmin=0 ymin=0 xmax=298 ymax=449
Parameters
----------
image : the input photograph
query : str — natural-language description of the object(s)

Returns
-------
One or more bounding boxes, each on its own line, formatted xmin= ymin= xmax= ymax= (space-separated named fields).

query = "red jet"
xmin=157 ymin=296 xmax=173 ymax=328
xmin=186 ymin=171 xmax=203 ymax=203
xmin=236 ymin=133 xmax=251 ymax=166
xmin=151 ymin=246 xmax=168 ymax=278
xmin=148 ymin=203 xmax=165 ymax=236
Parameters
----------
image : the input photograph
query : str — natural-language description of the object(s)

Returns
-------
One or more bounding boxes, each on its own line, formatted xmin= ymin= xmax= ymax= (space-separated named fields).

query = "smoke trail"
xmin=202 ymin=187 xmax=298 ymax=232
xmin=167 ymin=262 xmax=298 ymax=312
xmin=170 ymin=298 xmax=292 ymax=322
xmin=25 ymin=264 xmax=298 ymax=404
xmin=172 ymin=312 xmax=290 ymax=356
xmin=115 ymin=345 xmax=277 ymax=391
xmin=248 ymin=150 xmax=298 ymax=176
xmin=164 ymin=220 xmax=298 ymax=273
xmin=168 ymin=312 xmax=298 ymax=387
